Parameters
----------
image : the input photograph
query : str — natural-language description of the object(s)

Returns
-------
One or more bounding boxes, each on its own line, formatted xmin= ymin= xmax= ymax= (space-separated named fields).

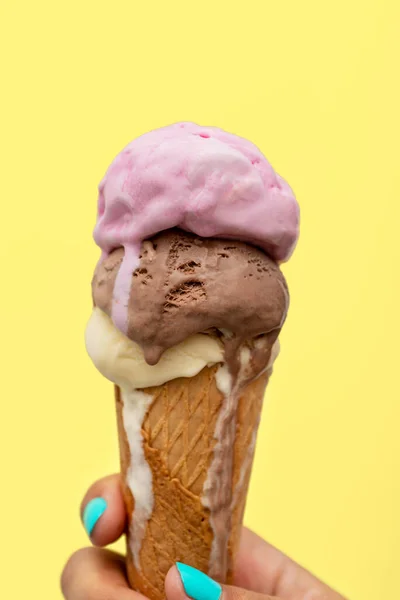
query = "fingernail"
xmin=176 ymin=563 xmax=222 ymax=600
xmin=83 ymin=497 xmax=107 ymax=536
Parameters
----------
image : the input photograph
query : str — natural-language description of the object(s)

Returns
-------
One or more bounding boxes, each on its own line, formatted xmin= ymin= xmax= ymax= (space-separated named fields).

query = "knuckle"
xmin=60 ymin=547 xmax=94 ymax=598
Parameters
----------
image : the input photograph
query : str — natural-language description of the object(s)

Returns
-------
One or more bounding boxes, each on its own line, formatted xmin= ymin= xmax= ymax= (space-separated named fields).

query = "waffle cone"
xmin=115 ymin=365 xmax=270 ymax=600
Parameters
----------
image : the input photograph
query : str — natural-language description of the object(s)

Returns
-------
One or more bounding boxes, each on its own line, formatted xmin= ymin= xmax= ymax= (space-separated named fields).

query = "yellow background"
xmin=1 ymin=1 xmax=399 ymax=599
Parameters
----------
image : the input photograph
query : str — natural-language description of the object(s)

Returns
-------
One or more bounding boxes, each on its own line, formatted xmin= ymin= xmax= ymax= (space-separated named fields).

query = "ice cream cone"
xmin=86 ymin=123 xmax=299 ymax=600
xmin=115 ymin=364 xmax=271 ymax=600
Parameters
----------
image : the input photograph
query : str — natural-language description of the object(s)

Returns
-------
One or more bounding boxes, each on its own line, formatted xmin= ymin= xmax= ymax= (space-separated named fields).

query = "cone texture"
xmin=115 ymin=365 xmax=269 ymax=600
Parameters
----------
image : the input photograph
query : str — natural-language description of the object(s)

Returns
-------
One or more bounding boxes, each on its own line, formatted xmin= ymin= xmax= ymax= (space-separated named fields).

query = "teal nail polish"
xmin=176 ymin=563 xmax=222 ymax=600
xmin=83 ymin=497 xmax=107 ymax=536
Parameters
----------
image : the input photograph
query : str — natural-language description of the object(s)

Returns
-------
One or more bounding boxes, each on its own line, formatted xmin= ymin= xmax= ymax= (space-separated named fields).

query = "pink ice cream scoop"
xmin=93 ymin=122 xmax=299 ymax=335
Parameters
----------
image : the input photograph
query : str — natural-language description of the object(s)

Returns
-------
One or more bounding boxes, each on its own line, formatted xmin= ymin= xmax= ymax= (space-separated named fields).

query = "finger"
xmin=234 ymin=528 xmax=346 ymax=599
xmin=80 ymin=474 xmax=126 ymax=546
xmin=233 ymin=528 xmax=288 ymax=594
xmin=165 ymin=564 xmax=277 ymax=600
xmin=167 ymin=562 xmax=345 ymax=600
xmin=61 ymin=547 xmax=143 ymax=600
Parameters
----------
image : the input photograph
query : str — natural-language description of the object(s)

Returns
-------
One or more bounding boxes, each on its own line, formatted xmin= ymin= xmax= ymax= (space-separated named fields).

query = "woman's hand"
xmin=61 ymin=474 xmax=346 ymax=600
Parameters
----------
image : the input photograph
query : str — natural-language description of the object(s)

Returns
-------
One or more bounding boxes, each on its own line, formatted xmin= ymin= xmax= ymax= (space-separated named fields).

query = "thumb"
xmin=166 ymin=564 xmax=279 ymax=600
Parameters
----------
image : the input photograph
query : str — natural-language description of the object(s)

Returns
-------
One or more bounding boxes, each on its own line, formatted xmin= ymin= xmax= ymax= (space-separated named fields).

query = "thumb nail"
xmin=82 ymin=497 xmax=107 ymax=536
xmin=176 ymin=563 xmax=222 ymax=600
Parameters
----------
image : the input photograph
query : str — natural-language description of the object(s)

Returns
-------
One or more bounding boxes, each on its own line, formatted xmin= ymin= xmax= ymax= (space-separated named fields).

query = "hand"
xmin=61 ymin=474 xmax=346 ymax=600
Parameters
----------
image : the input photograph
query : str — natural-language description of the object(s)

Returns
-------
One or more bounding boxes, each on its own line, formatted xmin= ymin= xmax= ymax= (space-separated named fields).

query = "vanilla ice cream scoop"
xmin=85 ymin=307 xmax=224 ymax=389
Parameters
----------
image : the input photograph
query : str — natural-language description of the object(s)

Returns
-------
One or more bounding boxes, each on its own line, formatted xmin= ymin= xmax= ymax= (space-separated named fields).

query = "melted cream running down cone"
xmin=118 ymin=366 xmax=272 ymax=600
xmin=86 ymin=308 xmax=279 ymax=600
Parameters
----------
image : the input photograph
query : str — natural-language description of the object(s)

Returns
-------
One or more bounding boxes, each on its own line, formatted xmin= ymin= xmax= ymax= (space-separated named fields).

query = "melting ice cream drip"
xmin=202 ymin=364 xmax=235 ymax=581
xmin=110 ymin=246 xmax=140 ymax=335
xmin=202 ymin=347 xmax=253 ymax=581
xmin=202 ymin=341 xmax=279 ymax=580
xmin=230 ymin=342 xmax=279 ymax=511
xmin=121 ymin=388 xmax=154 ymax=568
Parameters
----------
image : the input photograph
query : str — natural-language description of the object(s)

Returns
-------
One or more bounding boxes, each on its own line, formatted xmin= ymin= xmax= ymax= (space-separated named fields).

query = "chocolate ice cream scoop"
xmin=93 ymin=229 xmax=288 ymax=372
